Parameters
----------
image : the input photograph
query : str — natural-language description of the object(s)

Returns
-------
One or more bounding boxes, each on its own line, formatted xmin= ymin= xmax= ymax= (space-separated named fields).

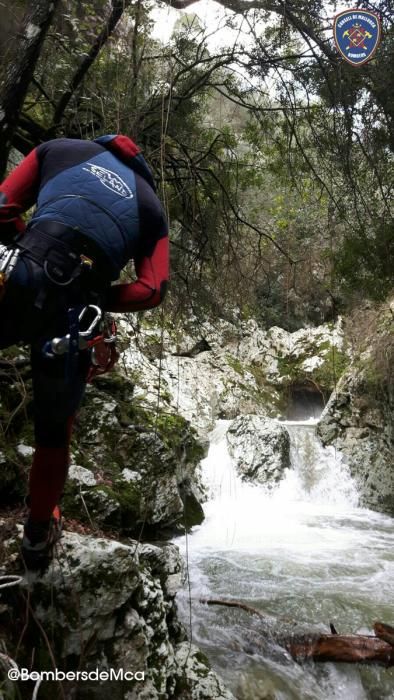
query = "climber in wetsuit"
xmin=0 ymin=135 xmax=169 ymax=570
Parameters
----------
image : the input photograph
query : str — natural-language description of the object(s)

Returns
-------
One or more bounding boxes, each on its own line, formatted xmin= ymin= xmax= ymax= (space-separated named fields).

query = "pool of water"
xmin=175 ymin=420 xmax=394 ymax=700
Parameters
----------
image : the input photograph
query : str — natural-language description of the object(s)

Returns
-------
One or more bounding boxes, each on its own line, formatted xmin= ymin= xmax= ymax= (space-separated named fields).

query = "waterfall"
xmin=279 ymin=420 xmax=359 ymax=508
xmin=175 ymin=418 xmax=394 ymax=700
xmin=190 ymin=418 xmax=360 ymax=551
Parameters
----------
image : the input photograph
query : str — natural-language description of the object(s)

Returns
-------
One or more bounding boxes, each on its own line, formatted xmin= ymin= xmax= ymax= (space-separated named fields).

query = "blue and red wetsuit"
xmin=0 ymin=135 xmax=169 ymax=524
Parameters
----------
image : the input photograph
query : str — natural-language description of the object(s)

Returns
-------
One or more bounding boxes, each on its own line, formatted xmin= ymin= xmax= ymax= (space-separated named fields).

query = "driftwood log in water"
xmin=199 ymin=598 xmax=394 ymax=668
xmin=285 ymin=632 xmax=394 ymax=667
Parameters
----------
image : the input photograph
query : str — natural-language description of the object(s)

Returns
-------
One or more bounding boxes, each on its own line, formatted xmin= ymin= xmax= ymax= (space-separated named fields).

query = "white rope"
xmin=0 ymin=575 xmax=23 ymax=590
xmin=0 ymin=636 xmax=42 ymax=700
xmin=0 ymin=651 xmax=18 ymax=671
xmin=32 ymin=678 xmax=42 ymax=700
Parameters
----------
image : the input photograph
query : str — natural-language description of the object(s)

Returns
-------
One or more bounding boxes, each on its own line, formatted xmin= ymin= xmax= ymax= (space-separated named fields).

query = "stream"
xmin=175 ymin=419 xmax=394 ymax=700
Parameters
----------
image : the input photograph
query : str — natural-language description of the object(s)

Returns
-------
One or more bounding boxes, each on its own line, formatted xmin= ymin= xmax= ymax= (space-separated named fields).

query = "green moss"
xmin=154 ymin=411 xmax=205 ymax=464
xmin=193 ymin=649 xmax=211 ymax=670
xmin=276 ymin=346 xmax=349 ymax=392
xmin=313 ymin=346 xmax=349 ymax=389
xmin=226 ymin=354 xmax=245 ymax=376
xmin=116 ymin=480 xmax=142 ymax=529
xmin=277 ymin=353 xmax=300 ymax=378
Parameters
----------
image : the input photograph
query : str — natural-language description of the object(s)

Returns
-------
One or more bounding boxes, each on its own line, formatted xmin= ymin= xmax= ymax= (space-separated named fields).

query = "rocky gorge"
xmin=0 ymin=299 xmax=393 ymax=699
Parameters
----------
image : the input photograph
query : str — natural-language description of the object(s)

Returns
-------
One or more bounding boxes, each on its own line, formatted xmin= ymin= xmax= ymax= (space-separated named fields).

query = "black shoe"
xmin=22 ymin=506 xmax=62 ymax=572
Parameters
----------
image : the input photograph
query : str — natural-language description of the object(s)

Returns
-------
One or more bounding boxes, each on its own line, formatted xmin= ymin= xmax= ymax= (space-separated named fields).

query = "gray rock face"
xmin=172 ymin=643 xmax=235 ymax=700
xmin=1 ymin=530 xmax=234 ymax=700
xmin=121 ymin=316 xmax=346 ymax=436
xmin=226 ymin=415 xmax=290 ymax=485
xmin=317 ymin=301 xmax=394 ymax=516
xmin=318 ymin=370 xmax=394 ymax=515
xmin=63 ymin=375 xmax=205 ymax=536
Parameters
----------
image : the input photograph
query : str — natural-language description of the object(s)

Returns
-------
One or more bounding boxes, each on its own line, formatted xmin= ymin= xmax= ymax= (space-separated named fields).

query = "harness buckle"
xmin=42 ymin=305 xmax=103 ymax=357
xmin=0 ymin=245 xmax=21 ymax=299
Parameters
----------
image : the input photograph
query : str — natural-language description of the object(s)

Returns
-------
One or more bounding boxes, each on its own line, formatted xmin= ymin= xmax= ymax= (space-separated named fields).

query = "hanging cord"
xmin=0 ymin=577 xmax=42 ymax=700
xmin=0 ymin=651 xmax=42 ymax=700
xmin=157 ymin=51 xmax=195 ymax=663
xmin=175 ymin=350 xmax=194 ymax=664
xmin=0 ymin=575 xmax=22 ymax=589
xmin=131 ymin=47 xmax=174 ymax=554
xmin=327 ymin=181 xmax=339 ymax=463
xmin=32 ymin=678 xmax=42 ymax=700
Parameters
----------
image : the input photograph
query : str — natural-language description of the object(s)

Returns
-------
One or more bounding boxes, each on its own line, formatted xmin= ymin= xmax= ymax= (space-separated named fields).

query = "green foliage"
xmin=2 ymin=0 xmax=393 ymax=326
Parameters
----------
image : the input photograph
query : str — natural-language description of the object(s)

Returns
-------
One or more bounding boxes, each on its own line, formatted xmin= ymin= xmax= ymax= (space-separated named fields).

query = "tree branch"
xmin=0 ymin=0 xmax=61 ymax=177
xmin=51 ymin=0 xmax=133 ymax=129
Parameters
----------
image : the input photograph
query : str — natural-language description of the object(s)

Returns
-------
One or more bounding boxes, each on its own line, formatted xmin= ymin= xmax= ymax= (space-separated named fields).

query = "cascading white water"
xmin=175 ymin=419 xmax=394 ymax=700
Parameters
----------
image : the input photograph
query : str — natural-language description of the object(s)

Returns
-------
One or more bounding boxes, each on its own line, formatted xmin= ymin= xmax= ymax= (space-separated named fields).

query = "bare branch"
xmin=51 ymin=0 xmax=133 ymax=129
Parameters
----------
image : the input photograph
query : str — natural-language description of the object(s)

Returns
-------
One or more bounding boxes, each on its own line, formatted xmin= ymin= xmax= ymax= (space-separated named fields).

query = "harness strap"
xmin=66 ymin=305 xmax=83 ymax=381
xmin=16 ymin=222 xmax=111 ymax=288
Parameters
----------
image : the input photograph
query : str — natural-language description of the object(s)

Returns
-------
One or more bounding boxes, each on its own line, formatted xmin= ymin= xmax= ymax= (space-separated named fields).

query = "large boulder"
xmin=318 ymin=370 xmax=394 ymax=515
xmin=317 ymin=301 xmax=394 ymax=515
xmin=0 ymin=527 xmax=234 ymax=700
xmin=63 ymin=374 xmax=205 ymax=536
xmin=226 ymin=415 xmax=290 ymax=485
xmin=0 ymin=355 xmax=206 ymax=537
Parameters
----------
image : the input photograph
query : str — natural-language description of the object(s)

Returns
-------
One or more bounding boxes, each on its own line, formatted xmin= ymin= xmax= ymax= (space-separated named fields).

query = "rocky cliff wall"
xmin=318 ymin=301 xmax=394 ymax=515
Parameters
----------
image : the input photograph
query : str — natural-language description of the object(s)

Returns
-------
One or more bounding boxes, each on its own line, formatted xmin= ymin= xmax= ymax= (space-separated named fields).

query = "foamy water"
xmin=175 ymin=420 xmax=394 ymax=699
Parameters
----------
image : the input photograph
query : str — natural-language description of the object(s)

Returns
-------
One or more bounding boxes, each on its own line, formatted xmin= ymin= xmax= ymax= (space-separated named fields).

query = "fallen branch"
xmin=285 ymin=633 xmax=394 ymax=667
xmin=198 ymin=598 xmax=394 ymax=667
xmin=199 ymin=597 xmax=267 ymax=620
xmin=374 ymin=622 xmax=394 ymax=647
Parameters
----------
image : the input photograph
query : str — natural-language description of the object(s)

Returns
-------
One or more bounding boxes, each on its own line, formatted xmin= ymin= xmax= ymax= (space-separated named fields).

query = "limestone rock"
xmin=63 ymin=375 xmax=205 ymax=535
xmin=317 ymin=302 xmax=394 ymax=515
xmin=122 ymin=316 xmax=346 ymax=435
xmin=1 ymin=529 xmax=233 ymax=700
xmin=318 ymin=371 xmax=394 ymax=515
xmin=173 ymin=643 xmax=236 ymax=699
xmin=226 ymin=415 xmax=290 ymax=485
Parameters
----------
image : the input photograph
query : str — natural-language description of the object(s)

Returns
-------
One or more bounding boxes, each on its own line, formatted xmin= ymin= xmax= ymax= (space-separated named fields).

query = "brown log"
xmin=199 ymin=597 xmax=268 ymax=620
xmin=374 ymin=622 xmax=394 ymax=646
xmin=198 ymin=598 xmax=394 ymax=667
xmin=285 ymin=634 xmax=394 ymax=668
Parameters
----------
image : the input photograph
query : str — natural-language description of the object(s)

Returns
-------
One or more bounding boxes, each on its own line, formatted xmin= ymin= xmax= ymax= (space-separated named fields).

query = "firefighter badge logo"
xmin=333 ymin=9 xmax=381 ymax=66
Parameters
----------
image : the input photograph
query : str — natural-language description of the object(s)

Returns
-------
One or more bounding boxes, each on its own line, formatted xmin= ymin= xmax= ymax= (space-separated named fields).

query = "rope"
xmin=126 ymin=44 xmax=176 ymax=559
xmin=0 ymin=652 xmax=18 ymax=670
xmin=0 ymin=657 xmax=41 ymax=700
xmin=0 ymin=575 xmax=23 ymax=590
xmin=32 ymin=678 xmax=42 ymax=700
xmin=0 ymin=649 xmax=41 ymax=700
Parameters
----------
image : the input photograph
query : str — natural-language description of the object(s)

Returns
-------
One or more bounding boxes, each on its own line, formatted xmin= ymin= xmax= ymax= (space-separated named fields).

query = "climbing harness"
xmin=42 ymin=305 xmax=103 ymax=357
xmin=42 ymin=304 xmax=119 ymax=379
xmin=86 ymin=314 xmax=118 ymax=382
xmin=0 ymin=244 xmax=21 ymax=300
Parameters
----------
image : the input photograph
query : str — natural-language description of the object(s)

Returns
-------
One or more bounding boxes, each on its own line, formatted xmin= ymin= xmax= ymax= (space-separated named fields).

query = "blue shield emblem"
xmin=333 ymin=9 xmax=381 ymax=66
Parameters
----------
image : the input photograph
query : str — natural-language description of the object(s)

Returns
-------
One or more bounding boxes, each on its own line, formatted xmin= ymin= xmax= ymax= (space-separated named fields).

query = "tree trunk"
xmin=0 ymin=0 xmax=60 ymax=178
xmin=51 ymin=0 xmax=132 ymax=131
xmin=284 ymin=633 xmax=394 ymax=667
xmin=199 ymin=599 xmax=394 ymax=667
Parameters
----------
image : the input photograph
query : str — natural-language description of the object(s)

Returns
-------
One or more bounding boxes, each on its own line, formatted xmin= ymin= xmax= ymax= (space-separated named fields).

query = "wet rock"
xmin=318 ymin=302 xmax=394 ymax=515
xmin=318 ymin=371 xmax=394 ymax=515
xmin=226 ymin=415 xmax=290 ymax=485
xmin=122 ymin=316 xmax=346 ymax=435
xmin=173 ymin=643 xmax=236 ymax=699
xmin=63 ymin=376 xmax=206 ymax=535
xmin=1 ymin=530 xmax=232 ymax=700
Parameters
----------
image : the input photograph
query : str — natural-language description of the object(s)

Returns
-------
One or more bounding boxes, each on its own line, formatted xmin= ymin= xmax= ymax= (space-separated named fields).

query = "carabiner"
xmin=78 ymin=305 xmax=102 ymax=338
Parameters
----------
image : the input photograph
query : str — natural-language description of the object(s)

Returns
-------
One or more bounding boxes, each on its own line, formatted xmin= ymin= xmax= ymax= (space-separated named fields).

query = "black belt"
xmin=16 ymin=221 xmax=110 ymax=289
